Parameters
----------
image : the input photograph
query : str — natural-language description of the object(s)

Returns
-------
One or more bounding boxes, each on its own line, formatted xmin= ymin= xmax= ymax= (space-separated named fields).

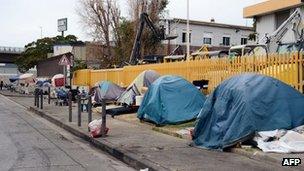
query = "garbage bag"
xmin=88 ymin=119 xmax=109 ymax=138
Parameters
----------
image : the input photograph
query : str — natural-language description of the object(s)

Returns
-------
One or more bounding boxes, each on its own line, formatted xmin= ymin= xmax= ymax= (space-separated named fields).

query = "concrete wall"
xmin=72 ymin=46 xmax=86 ymax=61
xmin=256 ymin=14 xmax=277 ymax=41
xmin=53 ymin=43 xmax=104 ymax=69
xmin=53 ymin=45 xmax=73 ymax=56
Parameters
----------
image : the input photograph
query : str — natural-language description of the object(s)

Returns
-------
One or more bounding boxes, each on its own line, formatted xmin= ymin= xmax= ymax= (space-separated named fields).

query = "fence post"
xmin=77 ymin=95 xmax=81 ymax=127
xmin=88 ymin=94 xmax=92 ymax=128
xmin=68 ymin=91 xmax=72 ymax=122
xmin=101 ymin=99 xmax=107 ymax=136
xmin=40 ymin=89 xmax=43 ymax=109
xmin=48 ymin=87 xmax=51 ymax=104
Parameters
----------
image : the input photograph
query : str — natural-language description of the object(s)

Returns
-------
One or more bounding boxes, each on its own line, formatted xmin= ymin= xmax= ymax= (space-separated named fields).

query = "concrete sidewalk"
xmin=0 ymin=89 xmax=34 ymax=97
xmin=3 ymin=92 xmax=302 ymax=171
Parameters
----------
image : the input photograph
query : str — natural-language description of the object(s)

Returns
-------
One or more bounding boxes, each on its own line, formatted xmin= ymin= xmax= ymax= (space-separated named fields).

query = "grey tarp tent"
xmin=94 ymin=81 xmax=125 ymax=102
xmin=192 ymin=74 xmax=304 ymax=150
xmin=137 ymin=75 xmax=206 ymax=125
xmin=117 ymin=70 xmax=160 ymax=106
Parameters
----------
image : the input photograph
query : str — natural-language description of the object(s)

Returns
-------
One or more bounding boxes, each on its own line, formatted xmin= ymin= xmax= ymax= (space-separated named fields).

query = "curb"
xmin=152 ymin=127 xmax=184 ymax=139
xmin=5 ymin=94 xmax=282 ymax=169
xmin=112 ymin=111 xmax=283 ymax=166
xmin=28 ymin=107 xmax=168 ymax=171
xmin=230 ymin=148 xmax=279 ymax=164
xmin=0 ymin=92 xmax=34 ymax=98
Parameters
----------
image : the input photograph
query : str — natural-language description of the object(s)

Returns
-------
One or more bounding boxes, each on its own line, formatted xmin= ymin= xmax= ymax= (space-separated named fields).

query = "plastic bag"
xmin=88 ymin=119 xmax=109 ymax=138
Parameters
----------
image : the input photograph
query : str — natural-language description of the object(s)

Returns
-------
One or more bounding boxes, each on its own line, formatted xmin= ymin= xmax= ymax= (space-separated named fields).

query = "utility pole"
xmin=186 ymin=0 xmax=190 ymax=60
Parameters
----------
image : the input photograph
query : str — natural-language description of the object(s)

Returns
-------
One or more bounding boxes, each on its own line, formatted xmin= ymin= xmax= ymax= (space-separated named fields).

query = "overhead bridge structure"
xmin=0 ymin=46 xmax=24 ymax=63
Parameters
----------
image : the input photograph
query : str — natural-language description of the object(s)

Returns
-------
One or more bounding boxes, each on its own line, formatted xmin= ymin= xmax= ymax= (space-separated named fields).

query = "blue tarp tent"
xmin=94 ymin=81 xmax=125 ymax=102
xmin=192 ymin=74 xmax=304 ymax=150
xmin=138 ymin=75 xmax=206 ymax=125
xmin=9 ymin=75 xmax=19 ymax=83
xmin=36 ymin=80 xmax=51 ymax=87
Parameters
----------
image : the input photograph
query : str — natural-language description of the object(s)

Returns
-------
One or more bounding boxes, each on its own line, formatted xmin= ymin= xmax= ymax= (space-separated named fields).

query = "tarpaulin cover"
xmin=9 ymin=75 xmax=19 ymax=83
xmin=36 ymin=80 xmax=51 ymax=87
xmin=137 ymin=75 xmax=206 ymax=125
xmin=117 ymin=70 xmax=160 ymax=106
xmin=56 ymin=89 xmax=68 ymax=99
xmin=192 ymin=74 xmax=304 ymax=150
xmin=94 ymin=81 xmax=125 ymax=102
xmin=52 ymin=74 xmax=65 ymax=87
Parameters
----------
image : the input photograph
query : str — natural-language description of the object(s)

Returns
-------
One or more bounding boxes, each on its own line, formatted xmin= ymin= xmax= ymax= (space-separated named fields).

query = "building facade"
xmin=37 ymin=52 xmax=72 ymax=77
xmin=244 ymin=0 xmax=304 ymax=43
xmin=53 ymin=42 xmax=105 ymax=69
xmin=162 ymin=18 xmax=254 ymax=53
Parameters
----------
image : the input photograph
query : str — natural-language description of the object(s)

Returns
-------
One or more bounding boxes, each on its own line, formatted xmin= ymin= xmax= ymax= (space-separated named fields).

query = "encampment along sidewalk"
xmin=2 ymin=92 xmax=301 ymax=171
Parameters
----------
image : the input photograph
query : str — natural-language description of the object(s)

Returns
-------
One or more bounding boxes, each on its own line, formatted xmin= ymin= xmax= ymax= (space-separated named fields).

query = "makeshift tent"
xmin=117 ymin=70 xmax=160 ymax=106
xmin=19 ymin=73 xmax=35 ymax=84
xmin=138 ymin=75 xmax=206 ymax=125
xmin=9 ymin=75 xmax=19 ymax=83
xmin=192 ymin=73 xmax=304 ymax=150
xmin=19 ymin=73 xmax=34 ymax=80
xmin=52 ymin=74 xmax=65 ymax=87
xmin=36 ymin=79 xmax=51 ymax=87
xmin=42 ymin=82 xmax=51 ymax=87
xmin=94 ymin=81 xmax=125 ymax=102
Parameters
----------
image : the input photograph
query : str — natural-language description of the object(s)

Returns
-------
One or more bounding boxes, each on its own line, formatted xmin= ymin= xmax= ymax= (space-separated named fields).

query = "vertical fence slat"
xmin=72 ymin=52 xmax=303 ymax=94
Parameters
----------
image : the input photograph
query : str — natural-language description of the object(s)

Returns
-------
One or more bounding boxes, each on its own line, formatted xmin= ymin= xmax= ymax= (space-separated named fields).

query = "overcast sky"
xmin=0 ymin=0 xmax=265 ymax=47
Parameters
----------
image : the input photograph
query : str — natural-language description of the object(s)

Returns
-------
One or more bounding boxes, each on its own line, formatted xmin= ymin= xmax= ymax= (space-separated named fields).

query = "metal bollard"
xmin=101 ymin=99 xmax=107 ymax=136
xmin=36 ymin=89 xmax=40 ymax=108
xmin=48 ymin=87 xmax=51 ymax=104
xmin=77 ymin=95 xmax=81 ymax=127
xmin=40 ymin=90 xmax=43 ymax=109
xmin=88 ymin=95 xmax=92 ymax=128
xmin=34 ymin=89 xmax=37 ymax=106
xmin=68 ymin=91 xmax=72 ymax=122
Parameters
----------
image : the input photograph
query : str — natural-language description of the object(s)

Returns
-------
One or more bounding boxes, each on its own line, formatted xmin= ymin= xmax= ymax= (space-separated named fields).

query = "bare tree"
xmin=127 ymin=0 xmax=169 ymax=56
xmin=128 ymin=0 xmax=168 ymax=24
xmin=78 ymin=0 xmax=121 ymax=67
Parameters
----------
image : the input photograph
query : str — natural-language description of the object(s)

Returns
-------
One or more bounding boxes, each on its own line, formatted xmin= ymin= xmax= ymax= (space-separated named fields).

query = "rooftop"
xmin=244 ymin=0 xmax=304 ymax=18
xmin=168 ymin=18 xmax=254 ymax=31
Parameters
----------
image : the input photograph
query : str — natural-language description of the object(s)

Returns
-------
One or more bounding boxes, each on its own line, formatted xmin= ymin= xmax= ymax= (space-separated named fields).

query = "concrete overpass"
xmin=0 ymin=46 xmax=24 ymax=63
xmin=0 ymin=46 xmax=24 ymax=83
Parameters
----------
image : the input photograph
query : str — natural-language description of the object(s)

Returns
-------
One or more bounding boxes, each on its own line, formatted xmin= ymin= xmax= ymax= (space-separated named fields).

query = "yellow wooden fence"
xmin=73 ymin=52 xmax=304 ymax=93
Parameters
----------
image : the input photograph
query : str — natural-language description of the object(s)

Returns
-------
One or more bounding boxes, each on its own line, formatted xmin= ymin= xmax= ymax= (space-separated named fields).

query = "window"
xmin=182 ymin=32 xmax=191 ymax=43
xmin=223 ymin=37 xmax=230 ymax=46
xmin=203 ymin=37 xmax=212 ymax=45
xmin=241 ymin=38 xmax=248 ymax=45
xmin=275 ymin=10 xmax=290 ymax=29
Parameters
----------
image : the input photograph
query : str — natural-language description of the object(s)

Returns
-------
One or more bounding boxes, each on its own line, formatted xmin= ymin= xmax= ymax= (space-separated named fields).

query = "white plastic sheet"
xmin=254 ymin=125 xmax=304 ymax=153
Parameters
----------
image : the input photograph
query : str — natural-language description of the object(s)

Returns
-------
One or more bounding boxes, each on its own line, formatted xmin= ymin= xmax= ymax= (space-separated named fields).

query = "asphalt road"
xmin=0 ymin=95 xmax=135 ymax=171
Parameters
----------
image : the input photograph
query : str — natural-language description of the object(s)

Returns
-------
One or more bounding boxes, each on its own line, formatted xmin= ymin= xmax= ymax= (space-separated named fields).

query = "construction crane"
xmin=259 ymin=8 xmax=304 ymax=53
xmin=129 ymin=13 xmax=177 ymax=65
xmin=229 ymin=8 xmax=304 ymax=57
